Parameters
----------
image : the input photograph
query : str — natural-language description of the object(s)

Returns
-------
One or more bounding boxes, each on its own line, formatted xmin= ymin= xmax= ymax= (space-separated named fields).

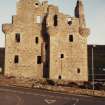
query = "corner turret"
xmin=75 ymin=0 xmax=90 ymax=37
xmin=75 ymin=0 xmax=86 ymax=28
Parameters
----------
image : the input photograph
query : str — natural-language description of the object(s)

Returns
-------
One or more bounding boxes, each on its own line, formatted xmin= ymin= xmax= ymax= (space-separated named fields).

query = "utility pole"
xmin=92 ymin=45 xmax=96 ymax=95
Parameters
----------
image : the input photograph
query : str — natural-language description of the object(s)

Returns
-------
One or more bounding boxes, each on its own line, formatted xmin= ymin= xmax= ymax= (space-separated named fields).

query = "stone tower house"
xmin=2 ymin=0 xmax=90 ymax=81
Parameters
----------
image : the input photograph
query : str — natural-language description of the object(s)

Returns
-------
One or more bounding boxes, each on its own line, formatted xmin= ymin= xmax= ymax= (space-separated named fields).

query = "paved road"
xmin=0 ymin=86 xmax=105 ymax=105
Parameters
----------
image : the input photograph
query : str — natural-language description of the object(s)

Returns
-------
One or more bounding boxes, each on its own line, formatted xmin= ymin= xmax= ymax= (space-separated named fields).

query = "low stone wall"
xmin=0 ymin=76 xmax=105 ymax=97
xmin=40 ymin=85 xmax=105 ymax=97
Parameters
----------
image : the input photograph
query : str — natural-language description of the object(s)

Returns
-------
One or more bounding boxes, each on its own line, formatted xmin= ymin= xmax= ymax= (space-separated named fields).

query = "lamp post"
xmin=92 ymin=45 xmax=96 ymax=95
xmin=61 ymin=59 xmax=62 ymax=79
xmin=60 ymin=54 xmax=64 ymax=80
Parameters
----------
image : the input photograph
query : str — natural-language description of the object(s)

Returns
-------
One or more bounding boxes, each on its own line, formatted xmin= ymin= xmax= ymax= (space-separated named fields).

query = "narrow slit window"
xmin=15 ymin=33 xmax=20 ymax=43
xmin=58 ymin=75 xmax=62 ymax=80
xmin=77 ymin=68 xmax=80 ymax=74
xmin=35 ymin=37 xmax=39 ymax=44
xmin=37 ymin=56 xmax=41 ymax=64
xmin=14 ymin=55 xmax=19 ymax=64
xmin=61 ymin=54 xmax=64 ymax=59
xmin=54 ymin=15 xmax=58 ymax=26
xmin=69 ymin=35 xmax=73 ymax=42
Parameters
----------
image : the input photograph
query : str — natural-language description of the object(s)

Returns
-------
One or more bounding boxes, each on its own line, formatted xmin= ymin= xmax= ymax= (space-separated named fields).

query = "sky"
xmin=0 ymin=0 xmax=105 ymax=47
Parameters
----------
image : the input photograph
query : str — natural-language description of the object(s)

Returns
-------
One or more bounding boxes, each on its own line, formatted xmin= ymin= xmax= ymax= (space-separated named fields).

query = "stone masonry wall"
xmin=2 ymin=0 xmax=89 ymax=82
xmin=3 ymin=0 xmax=49 ymax=79
xmin=47 ymin=5 xmax=88 ymax=81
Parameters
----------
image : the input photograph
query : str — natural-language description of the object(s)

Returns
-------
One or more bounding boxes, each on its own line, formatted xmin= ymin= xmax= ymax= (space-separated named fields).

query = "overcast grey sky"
xmin=0 ymin=0 xmax=105 ymax=47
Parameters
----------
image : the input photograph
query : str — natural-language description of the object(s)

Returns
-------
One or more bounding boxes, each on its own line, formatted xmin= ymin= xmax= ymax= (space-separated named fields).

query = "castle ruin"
xmin=2 ymin=0 xmax=90 ymax=82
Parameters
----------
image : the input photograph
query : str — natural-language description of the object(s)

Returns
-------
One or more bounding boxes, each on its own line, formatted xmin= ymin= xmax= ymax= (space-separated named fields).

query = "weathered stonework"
xmin=2 ymin=0 xmax=90 ymax=82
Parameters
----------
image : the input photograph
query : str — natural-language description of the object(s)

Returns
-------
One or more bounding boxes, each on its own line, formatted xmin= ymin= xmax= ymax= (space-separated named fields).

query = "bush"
xmin=46 ymin=79 xmax=55 ymax=86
